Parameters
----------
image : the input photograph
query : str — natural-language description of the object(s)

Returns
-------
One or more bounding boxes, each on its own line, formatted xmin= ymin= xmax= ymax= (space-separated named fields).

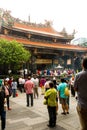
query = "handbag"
xmin=16 ymin=91 xmax=18 ymax=97
xmin=65 ymin=87 xmax=70 ymax=96
xmin=43 ymin=99 xmax=48 ymax=105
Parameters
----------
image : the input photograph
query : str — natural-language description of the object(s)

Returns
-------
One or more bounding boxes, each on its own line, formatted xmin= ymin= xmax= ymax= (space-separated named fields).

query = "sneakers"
xmin=47 ymin=124 xmax=56 ymax=128
xmin=61 ymin=112 xmax=66 ymax=115
xmin=67 ymin=112 xmax=69 ymax=114
xmin=61 ymin=112 xmax=69 ymax=115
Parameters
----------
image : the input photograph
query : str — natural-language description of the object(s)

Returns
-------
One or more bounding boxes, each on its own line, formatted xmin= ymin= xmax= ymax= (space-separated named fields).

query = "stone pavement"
xmin=6 ymin=88 xmax=81 ymax=130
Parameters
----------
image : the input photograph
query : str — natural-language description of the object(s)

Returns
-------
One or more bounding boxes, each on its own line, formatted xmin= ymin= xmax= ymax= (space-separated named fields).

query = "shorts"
xmin=59 ymin=98 xmax=67 ymax=105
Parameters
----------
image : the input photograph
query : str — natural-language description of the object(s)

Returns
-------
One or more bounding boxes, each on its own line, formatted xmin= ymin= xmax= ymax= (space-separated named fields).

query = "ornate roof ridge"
xmin=0 ymin=8 xmax=74 ymax=39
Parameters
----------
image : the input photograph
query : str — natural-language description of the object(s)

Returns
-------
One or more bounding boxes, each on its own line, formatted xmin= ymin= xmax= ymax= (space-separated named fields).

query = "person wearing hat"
xmin=0 ymin=86 xmax=6 ymax=130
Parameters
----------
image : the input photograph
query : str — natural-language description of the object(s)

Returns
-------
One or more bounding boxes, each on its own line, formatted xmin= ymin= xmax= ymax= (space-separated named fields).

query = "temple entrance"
xmin=37 ymin=64 xmax=46 ymax=70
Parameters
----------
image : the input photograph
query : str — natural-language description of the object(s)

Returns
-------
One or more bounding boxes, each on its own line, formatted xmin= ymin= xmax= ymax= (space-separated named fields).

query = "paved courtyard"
xmin=6 ymin=88 xmax=80 ymax=130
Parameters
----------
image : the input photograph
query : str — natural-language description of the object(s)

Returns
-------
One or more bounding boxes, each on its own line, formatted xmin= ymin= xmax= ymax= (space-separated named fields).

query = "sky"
xmin=0 ymin=0 xmax=87 ymax=38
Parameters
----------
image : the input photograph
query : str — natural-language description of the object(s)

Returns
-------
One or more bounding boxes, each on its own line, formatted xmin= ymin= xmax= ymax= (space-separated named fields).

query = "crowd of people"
xmin=0 ymin=56 xmax=87 ymax=130
xmin=0 ymin=73 xmax=71 ymax=130
xmin=36 ymin=68 xmax=75 ymax=77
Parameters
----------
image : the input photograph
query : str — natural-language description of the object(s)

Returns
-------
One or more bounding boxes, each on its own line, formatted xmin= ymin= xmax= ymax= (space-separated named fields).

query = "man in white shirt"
xmin=32 ymin=75 xmax=39 ymax=99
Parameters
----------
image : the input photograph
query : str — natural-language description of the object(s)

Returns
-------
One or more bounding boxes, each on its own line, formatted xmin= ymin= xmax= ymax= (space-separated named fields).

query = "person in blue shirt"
xmin=57 ymin=78 xmax=69 ymax=115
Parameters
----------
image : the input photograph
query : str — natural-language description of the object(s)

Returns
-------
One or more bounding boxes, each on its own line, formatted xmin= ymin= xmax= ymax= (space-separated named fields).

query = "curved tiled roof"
xmin=13 ymin=22 xmax=63 ymax=37
xmin=0 ymin=34 xmax=87 ymax=52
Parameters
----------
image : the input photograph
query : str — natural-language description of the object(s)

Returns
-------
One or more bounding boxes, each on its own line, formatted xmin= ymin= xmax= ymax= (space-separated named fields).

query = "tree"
xmin=0 ymin=39 xmax=31 ymax=74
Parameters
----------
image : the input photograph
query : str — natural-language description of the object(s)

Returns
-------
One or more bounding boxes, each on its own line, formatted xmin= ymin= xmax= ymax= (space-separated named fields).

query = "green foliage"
xmin=0 ymin=39 xmax=31 ymax=72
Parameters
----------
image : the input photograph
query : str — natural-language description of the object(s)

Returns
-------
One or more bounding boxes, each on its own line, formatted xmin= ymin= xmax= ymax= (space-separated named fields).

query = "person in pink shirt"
xmin=24 ymin=76 xmax=34 ymax=107
xmin=40 ymin=75 xmax=46 ymax=94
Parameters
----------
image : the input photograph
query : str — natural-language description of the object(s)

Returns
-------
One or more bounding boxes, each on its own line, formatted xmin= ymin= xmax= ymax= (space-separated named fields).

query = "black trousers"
xmin=71 ymin=85 xmax=75 ymax=96
xmin=47 ymin=106 xmax=56 ymax=126
xmin=19 ymin=84 xmax=23 ymax=93
xmin=0 ymin=110 xmax=6 ymax=130
xmin=6 ymin=95 xmax=10 ymax=109
xmin=26 ymin=93 xmax=33 ymax=106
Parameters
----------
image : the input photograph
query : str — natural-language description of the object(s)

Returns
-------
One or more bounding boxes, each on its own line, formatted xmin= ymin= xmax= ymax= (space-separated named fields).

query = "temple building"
xmin=0 ymin=9 xmax=87 ymax=73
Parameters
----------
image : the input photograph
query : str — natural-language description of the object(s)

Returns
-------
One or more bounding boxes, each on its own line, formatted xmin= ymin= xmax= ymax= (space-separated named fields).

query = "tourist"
xmin=0 ymin=85 xmax=6 ymax=130
xmin=32 ymin=74 xmax=39 ymax=99
xmin=7 ymin=76 xmax=13 ymax=96
xmin=44 ymin=81 xmax=57 ymax=128
xmin=18 ymin=76 xmax=23 ymax=93
xmin=70 ymin=75 xmax=75 ymax=97
xmin=44 ymin=78 xmax=50 ymax=91
xmin=24 ymin=76 xmax=34 ymax=107
xmin=52 ymin=77 xmax=58 ymax=114
xmin=40 ymin=75 xmax=46 ymax=95
xmin=57 ymin=78 xmax=69 ymax=115
xmin=74 ymin=56 xmax=87 ymax=129
xmin=11 ymin=78 xmax=17 ymax=97
xmin=0 ymin=78 xmax=3 ymax=87
xmin=2 ymin=80 xmax=12 ymax=110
